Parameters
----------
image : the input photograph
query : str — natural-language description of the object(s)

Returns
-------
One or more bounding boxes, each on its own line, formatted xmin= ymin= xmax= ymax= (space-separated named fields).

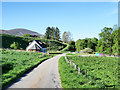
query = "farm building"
xmin=26 ymin=40 xmax=47 ymax=53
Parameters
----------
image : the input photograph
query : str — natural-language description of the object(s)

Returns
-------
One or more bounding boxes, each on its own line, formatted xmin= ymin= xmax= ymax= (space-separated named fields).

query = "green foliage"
xmin=59 ymin=56 xmax=118 ymax=88
xmin=75 ymin=25 xmax=119 ymax=55
xmin=55 ymin=27 xmax=61 ymax=40
xmin=67 ymin=45 xmax=75 ymax=52
xmin=60 ymin=43 xmax=69 ymax=51
xmin=1 ymin=34 xmax=28 ymax=49
xmin=68 ymin=41 xmax=75 ymax=45
xmin=1 ymin=34 xmax=66 ymax=51
xmin=10 ymin=42 xmax=19 ymax=49
xmin=97 ymin=27 xmax=113 ymax=54
xmin=82 ymin=48 xmax=93 ymax=54
xmin=22 ymin=34 xmax=31 ymax=37
xmin=45 ymin=27 xmax=61 ymax=40
xmin=75 ymin=39 xmax=81 ymax=52
xmin=68 ymin=41 xmax=76 ymax=52
xmin=2 ymin=49 xmax=53 ymax=87
xmin=60 ymin=43 xmax=75 ymax=52
xmin=75 ymin=38 xmax=98 ymax=52
xmin=97 ymin=26 xmax=119 ymax=55
xmin=111 ymin=29 xmax=119 ymax=55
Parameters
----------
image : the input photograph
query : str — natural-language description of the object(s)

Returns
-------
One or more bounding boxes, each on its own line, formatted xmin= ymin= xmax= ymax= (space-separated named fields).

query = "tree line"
xmin=22 ymin=25 xmax=119 ymax=55
xmin=75 ymin=25 xmax=119 ymax=55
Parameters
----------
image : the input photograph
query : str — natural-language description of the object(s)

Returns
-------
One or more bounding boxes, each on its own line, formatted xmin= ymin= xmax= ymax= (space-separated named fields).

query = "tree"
xmin=96 ymin=37 xmax=108 ymax=54
xmin=51 ymin=27 xmax=55 ymax=40
xmin=45 ymin=27 xmax=61 ymax=40
xmin=112 ymin=29 xmax=119 ymax=55
xmin=86 ymin=38 xmax=98 ymax=51
xmin=55 ymin=27 xmax=60 ymax=40
xmin=75 ymin=39 xmax=81 ymax=52
xmin=45 ymin=27 xmax=51 ymax=39
xmin=68 ymin=41 xmax=75 ymax=45
xmin=99 ymin=27 xmax=113 ymax=54
xmin=75 ymin=39 xmax=86 ymax=52
xmin=68 ymin=41 xmax=76 ymax=51
xmin=87 ymin=40 xmax=93 ymax=49
xmin=10 ymin=42 xmax=19 ymax=50
xmin=93 ymin=37 xmax=98 ymax=45
xmin=62 ymin=31 xmax=72 ymax=43
xmin=62 ymin=32 xmax=67 ymax=43
xmin=75 ymin=37 xmax=98 ymax=52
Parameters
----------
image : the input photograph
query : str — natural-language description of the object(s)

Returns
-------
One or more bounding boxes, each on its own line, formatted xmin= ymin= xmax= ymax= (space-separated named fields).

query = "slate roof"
xmin=35 ymin=40 xmax=47 ymax=48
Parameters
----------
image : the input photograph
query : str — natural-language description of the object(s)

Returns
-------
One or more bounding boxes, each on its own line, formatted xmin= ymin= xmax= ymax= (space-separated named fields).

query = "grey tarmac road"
xmin=8 ymin=54 xmax=65 ymax=88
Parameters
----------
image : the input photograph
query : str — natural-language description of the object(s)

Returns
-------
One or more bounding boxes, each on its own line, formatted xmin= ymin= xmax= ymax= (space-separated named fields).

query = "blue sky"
xmin=2 ymin=2 xmax=118 ymax=41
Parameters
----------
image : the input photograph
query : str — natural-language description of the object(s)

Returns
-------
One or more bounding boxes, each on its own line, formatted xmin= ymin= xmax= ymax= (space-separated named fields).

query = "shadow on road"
xmin=3 ymin=56 xmax=54 ymax=90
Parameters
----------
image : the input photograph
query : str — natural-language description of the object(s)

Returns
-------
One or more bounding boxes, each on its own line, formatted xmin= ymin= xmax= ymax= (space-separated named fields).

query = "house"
xmin=26 ymin=40 xmax=47 ymax=53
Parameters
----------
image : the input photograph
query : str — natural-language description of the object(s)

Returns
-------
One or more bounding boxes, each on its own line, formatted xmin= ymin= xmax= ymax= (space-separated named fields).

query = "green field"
xmin=66 ymin=53 xmax=95 ymax=56
xmin=59 ymin=56 xmax=119 ymax=88
xmin=2 ymin=49 xmax=53 ymax=87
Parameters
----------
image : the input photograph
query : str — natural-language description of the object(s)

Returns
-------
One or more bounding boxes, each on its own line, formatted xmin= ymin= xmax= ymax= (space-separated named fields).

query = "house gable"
xmin=26 ymin=40 xmax=47 ymax=51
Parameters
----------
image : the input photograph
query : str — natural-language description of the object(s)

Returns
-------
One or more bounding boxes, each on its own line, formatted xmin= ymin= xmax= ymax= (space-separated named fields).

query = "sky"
xmin=1 ymin=2 xmax=118 ymax=41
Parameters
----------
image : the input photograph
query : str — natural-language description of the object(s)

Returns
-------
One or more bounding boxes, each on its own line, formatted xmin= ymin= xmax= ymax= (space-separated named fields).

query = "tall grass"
xmin=59 ymin=56 xmax=119 ymax=88
xmin=2 ymin=49 xmax=53 ymax=88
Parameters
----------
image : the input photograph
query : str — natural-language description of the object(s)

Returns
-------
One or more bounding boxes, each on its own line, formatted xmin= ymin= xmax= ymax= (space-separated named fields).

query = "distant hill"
xmin=0 ymin=28 xmax=42 ymax=36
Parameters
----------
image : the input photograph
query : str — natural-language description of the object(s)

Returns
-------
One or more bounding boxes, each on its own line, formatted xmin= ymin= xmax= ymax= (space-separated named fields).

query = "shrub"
xmin=81 ymin=48 xmax=93 ymax=54
xmin=68 ymin=41 xmax=75 ymax=46
xmin=67 ymin=45 xmax=75 ymax=52
xmin=22 ymin=34 xmax=31 ymax=37
xmin=10 ymin=42 xmax=19 ymax=50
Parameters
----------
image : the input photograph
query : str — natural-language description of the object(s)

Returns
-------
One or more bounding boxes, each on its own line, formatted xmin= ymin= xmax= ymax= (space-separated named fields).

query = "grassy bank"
xmin=1 ymin=34 xmax=66 ymax=51
xmin=2 ymin=49 xmax=53 ymax=88
xmin=59 ymin=56 xmax=119 ymax=88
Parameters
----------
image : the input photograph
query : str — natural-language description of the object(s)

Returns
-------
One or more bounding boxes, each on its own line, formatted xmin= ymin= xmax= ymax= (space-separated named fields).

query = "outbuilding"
xmin=26 ymin=40 xmax=47 ymax=53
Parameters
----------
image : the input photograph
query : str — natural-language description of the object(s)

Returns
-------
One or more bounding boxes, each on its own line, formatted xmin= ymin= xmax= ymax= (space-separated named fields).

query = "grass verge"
xmin=59 ymin=56 xmax=119 ymax=88
xmin=2 ymin=49 xmax=53 ymax=88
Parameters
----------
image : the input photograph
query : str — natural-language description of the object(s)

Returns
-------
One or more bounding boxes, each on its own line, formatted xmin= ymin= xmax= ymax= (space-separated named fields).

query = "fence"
xmin=65 ymin=55 xmax=87 ymax=77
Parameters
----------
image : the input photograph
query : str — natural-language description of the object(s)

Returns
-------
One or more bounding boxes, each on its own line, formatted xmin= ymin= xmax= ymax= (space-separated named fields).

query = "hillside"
xmin=0 ymin=28 xmax=42 ymax=36
xmin=0 ymin=34 xmax=66 ymax=51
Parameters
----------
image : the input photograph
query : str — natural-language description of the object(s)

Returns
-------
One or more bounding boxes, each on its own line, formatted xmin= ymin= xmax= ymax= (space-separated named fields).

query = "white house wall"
xmin=26 ymin=40 xmax=42 ymax=51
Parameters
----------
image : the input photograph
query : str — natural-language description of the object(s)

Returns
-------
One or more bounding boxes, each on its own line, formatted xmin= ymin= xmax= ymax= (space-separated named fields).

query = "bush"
xmin=68 ymin=41 xmax=75 ymax=45
xmin=22 ymin=34 xmax=31 ymax=37
xmin=10 ymin=42 xmax=19 ymax=50
xmin=81 ymin=48 xmax=93 ymax=54
xmin=67 ymin=45 xmax=75 ymax=52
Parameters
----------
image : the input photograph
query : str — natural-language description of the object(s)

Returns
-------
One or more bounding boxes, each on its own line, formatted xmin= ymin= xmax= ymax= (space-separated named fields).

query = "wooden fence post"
xmin=73 ymin=63 xmax=75 ymax=66
xmin=78 ymin=67 xmax=80 ymax=74
xmin=65 ymin=56 xmax=69 ymax=63
xmin=74 ymin=65 xmax=76 ymax=69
